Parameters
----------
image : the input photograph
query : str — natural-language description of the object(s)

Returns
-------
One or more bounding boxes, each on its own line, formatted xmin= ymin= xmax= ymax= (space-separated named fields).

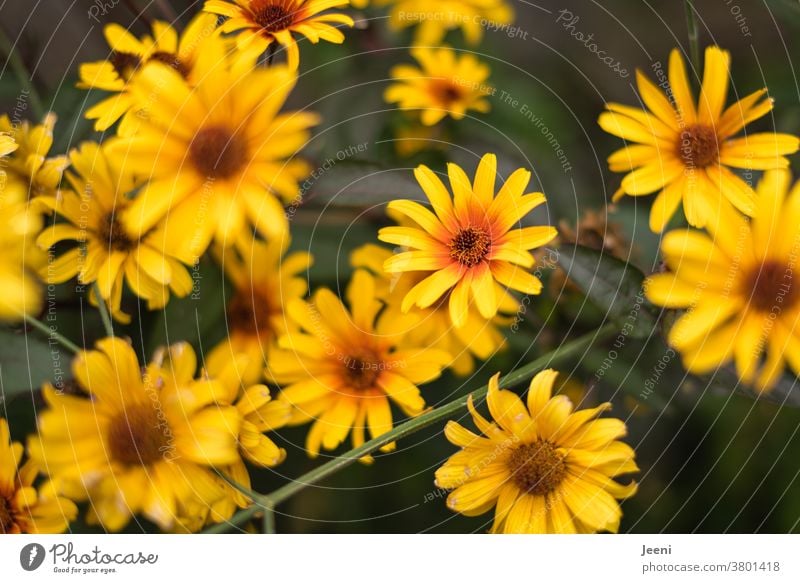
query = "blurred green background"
xmin=1 ymin=0 xmax=800 ymax=533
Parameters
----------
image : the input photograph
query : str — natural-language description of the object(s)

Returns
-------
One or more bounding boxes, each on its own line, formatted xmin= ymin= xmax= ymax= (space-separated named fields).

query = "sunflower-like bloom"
xmin=0 ymin=419 xmax=77 ymax=533
xmin=385 ymin=0 xmax=513 ymax=46
xmin=385 ymin=47 xmax=493 ymax=126
xmin=28 ymin=338 xmax=241 ymax=532
xmin=600 ymin=46 xmax=800 ymax=232
xmin=268 ymin=269 xmax=451 ymax=459
xmin=206 ymin=238 xmax=312 ymax=385
xmin=36 ymin=141 xmax=192 ymax=323
xmin=436 ymin=370 xmax=638 ymax=533
xmin=78 ymin=14 xmax=219 ymax=132
xmin=646 ymin=169 xmax=800 ymax=391
xmin=115 ymin=38 xmax=318 ymax=260
xmin=203 ymin=0 xmax=354 ymax=70
xmin=0 ymin=113 xmax=68 ymax=201
xmin=378 ymin=153 xmax=557 ymax=328
xmin=352 ymin=243 xmax=514 ymax=376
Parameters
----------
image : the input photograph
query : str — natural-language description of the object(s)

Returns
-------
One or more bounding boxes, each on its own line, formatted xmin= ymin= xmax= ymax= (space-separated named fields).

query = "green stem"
xmin=201 ymin=505 xmax=260 ymax=534
xmin=262 ymin=505 xmax=276 ymax=534
xmin=683 ymin=0 xmax=702 ymax=82
xmin=0 ymin=27 xmax=45 ymax=119
xmin=206 ymin=323 xmax=618 ymax=532
xmin=94 ymin=284 xmax=114 ymax=337
xmin=23 ymin=314 xmax=81 ymax=354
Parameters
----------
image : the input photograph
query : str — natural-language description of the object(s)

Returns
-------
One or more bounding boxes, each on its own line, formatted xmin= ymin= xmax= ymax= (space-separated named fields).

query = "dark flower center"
xmin=432 ymin=80 xmax=463 ymax=105
xmin=149 ymin=51 xmax=190 ymax=78
xmin=110 ymin=51 xmax=142 ymax=80
xmin=507 ymin=440 xmax=567 ymax=496
xmin=98 ymin=213 xmax=136 ymax=252
xmin=227 ymin=290 xmax=274 ymax=336
xmin=249 ymin=0 xmax=295 ymax=32
xmin=742 ymin=260 xmax=797 ymax=313
xmin=108 ymin=405 xmax=172 ymax=466
xmin=450 ymin=226 xmax=491 ymax=267
xmin=0 ymin=495 xmax=14 ymax=534
xmin=677 ymin=124 xmax=719 ymax=168
xmin=342 ymin=350 xmax=382 ymax=391
xmin=189 ymin=126 xmax=248 ymax=180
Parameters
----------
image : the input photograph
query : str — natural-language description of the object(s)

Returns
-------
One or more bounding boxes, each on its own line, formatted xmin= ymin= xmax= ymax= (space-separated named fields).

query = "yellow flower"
xmin=385 ymin=47 xmax=492 ymax=126
xmin=78 ymin=14 xmax=219 ymax=132
xmin=600 ymin=46 xmax=800 ymax=232
xmin=0 ymin=113 xmax=68 ymax=202
xmin=385 ymin=0 xmax=514 ymax=46
xmin=436 ymin=370 xmax=638 ymax=533
xmin=645 ymin=169 xmax=800 ymax=391
xmin=36 ymin=141 xmax=193 ymax=323
xmin=352 ymin=243 xmax=514 ymax=376
xmin=378 ymin=153 xmax=557 ymax=328
xmin=203 ymin=0 xmax=354 ymax=70
xmin=1 ymin=418 xmax=76 ymax=533
xmin=115 ymin=40 xmax=319 ymax=260
xmin=206 ymin=238 xmax=313 ymax=385
xmin=28 ymin=338 xmax=241 ymax=532
xmin=268 ymin=269 xmax=451 ymax=458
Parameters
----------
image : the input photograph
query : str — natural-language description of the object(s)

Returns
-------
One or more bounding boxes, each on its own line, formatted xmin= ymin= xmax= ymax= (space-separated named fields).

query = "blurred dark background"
xmin=1 ymin=0 xmax=799 ymax=533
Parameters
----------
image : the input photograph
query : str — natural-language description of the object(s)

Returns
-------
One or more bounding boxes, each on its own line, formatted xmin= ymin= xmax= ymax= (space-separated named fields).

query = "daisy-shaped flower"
xmin=385 ymin=0 xmax=514 ymax=46
xmin=203 ymin=0 xmax=354 ymax=70
xmin=28 ymin=338 xmax=241 ymax=532
xmin=116 ymin=37 xmax=318 ymax=259
xmin=206 ymin=237 xmax=313 ymax=385
xmin=385 ymin=47 xmax=493 ymax=127
xmin=36 ymin=141 xmax=193 ymax=323
xmin=600 ymin=45 xmax=799 ymax=232
xmin=268 ymin=269 xmax=451 ymax=458
xmin=646 ymin=169 xmax=800 ymax=391
xmin=78 ymin=14 xmax=219 ymax=131
xmin=378 ymin=153 xmax=557 ymax=328
xmin=1 ymin=418 xmax=77 ymax=533
xmin=352 ymin=243 xmax=514 ymax=376
xmin=436 ymin=370 xmax=638 ymax=533
xmin=0 ymin=113 xmax=69 ymax=202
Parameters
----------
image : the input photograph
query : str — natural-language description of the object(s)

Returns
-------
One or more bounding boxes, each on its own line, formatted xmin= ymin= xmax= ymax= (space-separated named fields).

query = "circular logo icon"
xmin=20 ymin=543 xmax=46 ymax=571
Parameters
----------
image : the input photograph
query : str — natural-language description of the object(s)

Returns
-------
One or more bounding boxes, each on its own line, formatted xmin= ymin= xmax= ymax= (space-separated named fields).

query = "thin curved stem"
xmin=684 ymin=0 xmax=701 ymax=81
xmin=94 ymin=284 xmax=114 ymax=337
xmin=0 ymin=27 xmax=45 ymax=119
xmin=23 ymin=314 xmax=81 ymax=354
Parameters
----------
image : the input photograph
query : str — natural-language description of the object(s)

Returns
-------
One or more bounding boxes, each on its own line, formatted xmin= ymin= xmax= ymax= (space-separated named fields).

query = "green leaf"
xmin=0 ymin=326 xmax=63 ymax=402
xmin=557 ymin=243 xmax=657 ymax=338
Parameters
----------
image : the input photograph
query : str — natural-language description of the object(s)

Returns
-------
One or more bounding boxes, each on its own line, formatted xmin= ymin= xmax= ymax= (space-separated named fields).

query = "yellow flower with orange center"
xmin=436 ymin=370 xmax=638 ymax=533
xmin=600 ymin=46 xmax=799 ymax=231
xmin=378 ymin=153 xmax=557 ymax=328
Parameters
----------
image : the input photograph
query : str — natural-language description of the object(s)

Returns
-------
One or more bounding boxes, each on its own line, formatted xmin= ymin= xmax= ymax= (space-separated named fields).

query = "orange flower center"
xmin=677 ymin=124 xmax=719 ymax=168
xmin=507 ymin=439 xmax=567 ymax=496
xmin=0 ymin=495 xmax=14 ymax=533
xmin=110 ymin=51 xmax=142 ymax=80
xmin=98 ymin=213 xmax=136 ymax=252
xmin=450 ymin=226 xmax=491 ymax=267
xmin=149 ymin=51 xmax=190 ymax=78
xmin=227 ymin=289 xmax=276 ymax=337
xmin=742 ymin=260 xmax=796 ymax=313
xmin=342 ymin=350 xmax=383 ymax=391
xmin=250 ymin=0 xmax=295 ymax=32
xmin=108 ymin=405 xmax=171 ymax=466
xmin=189 ymin=126 xmax=248 ymax=180
xmin=431 ymin=80 xmax=463 ymax=105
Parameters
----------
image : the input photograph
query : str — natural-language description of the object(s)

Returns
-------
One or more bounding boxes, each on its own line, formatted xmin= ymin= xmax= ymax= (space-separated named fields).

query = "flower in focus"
xmin=0 ymin=113 xmax=68 ymax=202
xmin=645 ymin=169 xmax=800 ymax=391
xmin=378 ymin=153 xmax=557 ymax=328
xmin=436 ymin=370 xmax=638 ymax=533
xmin=0 ymin=419 xmax=76 ymax=533
xmin=385 ymin=0 xmax=514 ymax=46
xmin=268 ymin=269 xmax=451 ymax=459
xmin=352 ymin=243 xmax=514 ymax=376
xmin=116 ymin=40 xmax=318 ymax=260
xmin=78 ymin=14 xmax=219 ymax=131
xmin=36 ymin=141 xmax=193 ymax=323
xmin=28 ymin=338 xmax=241 ymax=531
xmin=600 ymin=46 xmax=800 ymax=232
xmin=203 ymin=0 xmax=354 ymax=70
xmin=206 ymin=238 xmax=312 ymax=385
xmin=385 ymin=47 xmax=493 ymax=126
